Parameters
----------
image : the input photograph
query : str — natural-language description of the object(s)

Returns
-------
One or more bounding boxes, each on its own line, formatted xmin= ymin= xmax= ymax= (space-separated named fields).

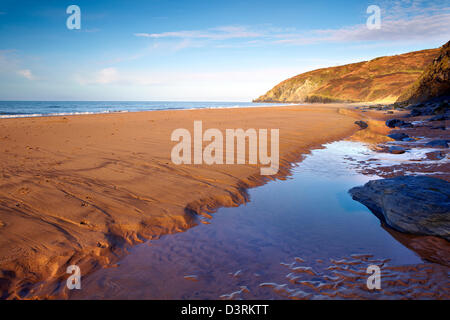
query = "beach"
xmin=0 ymin=104 xmax=361 ymax=298
xmin=2 ymin=0 xmax=449 ymax=306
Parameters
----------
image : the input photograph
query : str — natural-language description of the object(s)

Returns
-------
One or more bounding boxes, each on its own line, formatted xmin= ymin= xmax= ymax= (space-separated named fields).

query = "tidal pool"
xmin=69 ymin=140 xmax=449 ymax=300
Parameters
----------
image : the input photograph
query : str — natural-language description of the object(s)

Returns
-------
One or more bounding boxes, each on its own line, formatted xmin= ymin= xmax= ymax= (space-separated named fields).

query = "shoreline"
xmin=0 ymin=104 xmax=364 ymax=299
xmin=68 ymin=118 xmax=449 ymax=299
xmin=0 ymin=101 xmax=379 ymax=120
xmin=0 ymin=102 xmax=301 ymax=120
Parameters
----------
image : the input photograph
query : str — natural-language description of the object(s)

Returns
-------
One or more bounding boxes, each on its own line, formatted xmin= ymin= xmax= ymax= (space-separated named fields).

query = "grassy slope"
xmin=397 ymin=41 xmax=450 ymax=104
xmin=255 ymin=48 xmax=440 ymax=104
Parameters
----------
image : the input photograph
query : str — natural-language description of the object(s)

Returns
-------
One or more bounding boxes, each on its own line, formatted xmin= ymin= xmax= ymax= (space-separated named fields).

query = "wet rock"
xmin=408 ymin=101 xmax=450 ymax=117
xmin=399 ymin=122 xmax=413 ymax=128
xmin=387 ymin=132 xmax=409 ymax=141
xmin=429 ymin=114 xmax=449 ymax=121
xmin=354 ymin=120 xmax=368 ymax=129
xmin=426 ymin=151 xmax=446 ymax=160
xmin=425 ymin=140 xmax=449 ymax=148
xmin=433 ymin=101 xmax=450 ymax=115
xmin=386 ymin=119 xmax=406 ymax=128
xmin=349 ymin=176 xmax=450 ymax=240
xmin=388 ymin=146 xmax=406 ymax=154
xmin=409 ymin=108 xmax=424 ymax=117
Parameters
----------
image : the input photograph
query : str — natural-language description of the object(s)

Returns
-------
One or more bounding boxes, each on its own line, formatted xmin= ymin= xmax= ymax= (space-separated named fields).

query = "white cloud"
xmin=0 ymin=51 xmax=38 ymax=80
xmin=95 ymin=67 xmax=119 ymax=84
xmin=280 ymin=1 xmax=450 ymax=44
xmin=17 ymin=69 xmax=35 ymax=80
xmin=135 ymin=26 xmax=261 ymax=40
xmin=72 ymin=64 xmax=343 ymax=100
xmin=134 ymin=2 xmax=450 ymax=48
xmin=75 ymin=67 xmax=161 ymax=86
xmin=276 ymin=13 xmax=450 ymax=45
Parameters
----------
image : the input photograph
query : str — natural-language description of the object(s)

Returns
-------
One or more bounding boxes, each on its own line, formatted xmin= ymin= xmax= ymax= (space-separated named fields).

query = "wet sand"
xmin=354 ymin=114 xmax=449 ymax=182
xmin=66 ymin=135 xmax=449 ymax=300
xmin=0 ymin=104 xmax=362 ymax=298
xmin=63 ymin=111 xmax=448 ymax=300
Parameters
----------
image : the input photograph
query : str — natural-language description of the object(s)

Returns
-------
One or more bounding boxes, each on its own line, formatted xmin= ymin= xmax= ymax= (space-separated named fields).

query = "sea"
xmin=0 ymin=101 xmax=294 ymax=118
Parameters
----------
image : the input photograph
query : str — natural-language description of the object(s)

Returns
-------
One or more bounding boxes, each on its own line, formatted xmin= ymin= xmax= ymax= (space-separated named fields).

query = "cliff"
xmin=254 ymin=48 xmax=440 ymax=104
xmin=397 ymin=41 xmax=450 ymax=104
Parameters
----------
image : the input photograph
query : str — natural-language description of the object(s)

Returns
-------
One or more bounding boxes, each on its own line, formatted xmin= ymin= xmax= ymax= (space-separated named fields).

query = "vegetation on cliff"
xmin=397 ymin=41 xmax=450 ymax=104
xmin=255 ymin=48 xmax=440 ymax=104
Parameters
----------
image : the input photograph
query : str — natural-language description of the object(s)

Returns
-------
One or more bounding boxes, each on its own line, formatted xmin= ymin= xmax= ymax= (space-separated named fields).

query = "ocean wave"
xmin=0 ymin=110 xmax=127 ymax=119
xmin=0 ymin=102 xmax=301 ymax=119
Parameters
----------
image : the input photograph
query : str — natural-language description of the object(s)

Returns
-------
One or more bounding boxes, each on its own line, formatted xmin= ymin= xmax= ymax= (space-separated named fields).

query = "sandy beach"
xmin=1 ymin=0 xmax=449 ymax=307
xmin=0 ymin=104 xmax=363 ymax=298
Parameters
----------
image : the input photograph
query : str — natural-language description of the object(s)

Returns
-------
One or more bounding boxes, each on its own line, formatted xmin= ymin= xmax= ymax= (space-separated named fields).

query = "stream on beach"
xmin=68 ymin=131 xmax=450 ymax=300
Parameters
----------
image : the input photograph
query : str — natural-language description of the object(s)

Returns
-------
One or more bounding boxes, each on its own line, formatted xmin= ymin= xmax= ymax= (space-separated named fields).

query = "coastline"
xmin=0 ymin=104 xmax=363 ymax=298
xmin=66 ymin=107 xmax=450 ymax=300
xmin=0 ymin=101 xmax=298 ymax=119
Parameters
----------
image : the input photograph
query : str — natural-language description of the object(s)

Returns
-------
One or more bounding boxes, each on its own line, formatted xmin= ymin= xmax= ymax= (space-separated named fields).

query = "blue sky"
xmin=0 ymin=0 xmax=449 ymax=101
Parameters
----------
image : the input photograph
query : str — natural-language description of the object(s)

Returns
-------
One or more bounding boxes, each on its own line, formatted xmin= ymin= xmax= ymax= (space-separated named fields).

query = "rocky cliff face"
xmin=397 ymin=41 xmax=450 ymax=104
xmin=255 ymin=48 xmax=440 ymax=104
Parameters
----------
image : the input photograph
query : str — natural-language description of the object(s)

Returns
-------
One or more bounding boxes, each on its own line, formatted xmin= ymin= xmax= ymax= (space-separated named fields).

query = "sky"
xmin=0 ymin=0 xmax=449 ymax=101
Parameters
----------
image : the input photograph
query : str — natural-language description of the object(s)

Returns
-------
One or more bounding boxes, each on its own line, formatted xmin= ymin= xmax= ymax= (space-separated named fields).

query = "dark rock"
xmin=433 ymin=101 xmax=450 ymax=115
xmin=425 ymin=140 xmax=449 ymax=148
xmin=426 ymin=151 xmax=446 ymax=160
xmin=407 ymin=103 xmax=424 ymax=110
xmin=354 ymin=120 xmax=368 ymax=129
xmin=431 ymin=125 xmax=446 ymax=130
xmin=408 ymin=101 xmax=449 ymax=117
xmin=387 ymin=132 xmax=409 ymax=141
xmin=399 ymin=122 xmax=413 ymax=128
xmin=409 ymin=109 xmax=423 ymax=117
xmin=403 ymin=137 xmax=416 ymax=142
xmin=349 ymin=176 xmax=450 ymax=240
xmin=386 ymin=119 xmax=406 ymax=128
xmin=386 ymin=111 xmax=394 ymax=114
xmin=388 ymin=146 xmax=406 ymax=154
xmin=429 ymin=114 xmax=449 ymax=121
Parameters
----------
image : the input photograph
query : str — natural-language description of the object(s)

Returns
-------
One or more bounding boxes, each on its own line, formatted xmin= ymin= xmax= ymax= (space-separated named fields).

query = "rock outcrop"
xmin=387 ymin=133 xmax=409 ymax=141
xmin=426 ymin=140 xmax=449 ymax=148
xmin=354 ymin=120 xmax=368 ymax=129
xmin=349 ymin=176 xmax=450 ymax=241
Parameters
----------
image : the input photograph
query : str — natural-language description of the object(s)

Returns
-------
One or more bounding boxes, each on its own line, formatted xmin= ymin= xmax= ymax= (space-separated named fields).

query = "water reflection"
xmin=67 ymin=139 xmax=449 ymax=299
